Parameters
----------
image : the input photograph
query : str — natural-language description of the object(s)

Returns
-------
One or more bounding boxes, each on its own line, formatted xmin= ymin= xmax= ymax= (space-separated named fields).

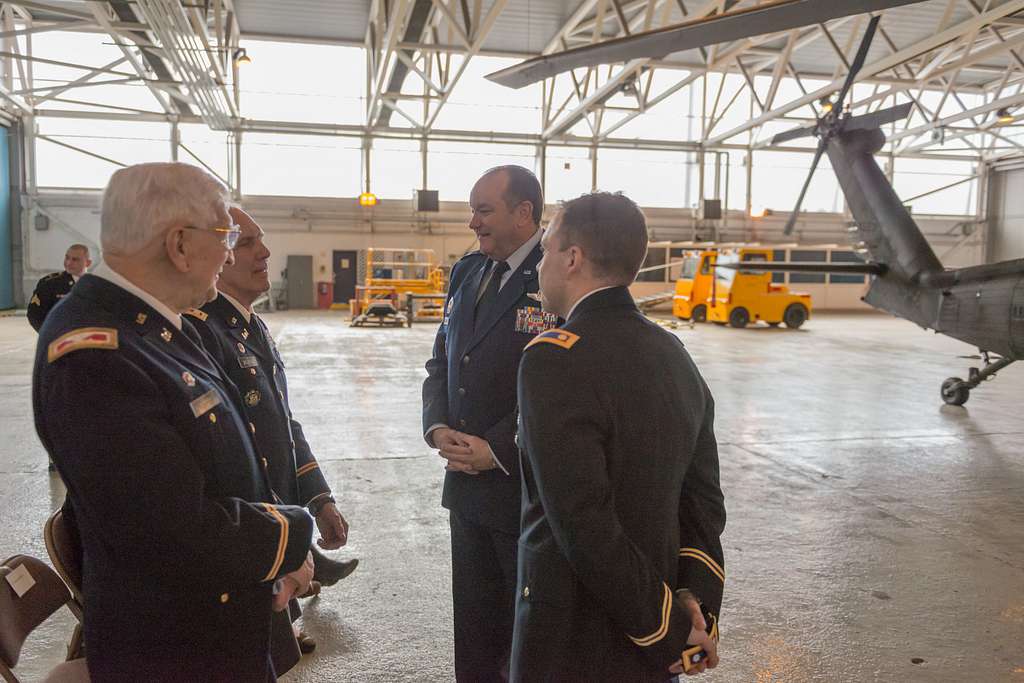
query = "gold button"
xmin=262 ymin=458 xmax=268 ymax=468
xmin=250 ymin=368 xmax=257 ymax=375
xmin=220 ymin=592 xmax=229 ymax=603
xmin=208 ymin=413 xmax=217 ymax=423
xmin=278 ymin=390 xmax=284 ymax=400
xmin=522 ymin=586 xmax=530 ymax=598
xmin=249 ymin=422 xmax=256 ymax=434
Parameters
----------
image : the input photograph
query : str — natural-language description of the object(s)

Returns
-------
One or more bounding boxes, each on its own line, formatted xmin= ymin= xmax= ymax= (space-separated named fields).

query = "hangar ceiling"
xmin=2 ymin=0 xmax=1024 ymax=162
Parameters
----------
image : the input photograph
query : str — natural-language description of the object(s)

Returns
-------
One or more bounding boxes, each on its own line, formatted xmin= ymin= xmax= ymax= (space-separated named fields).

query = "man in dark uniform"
xmin=422 ymin=165 xmax=557 ymax=681
xmin=33 ymin=162 xmax=316 ymax=682
xmin=188 ymin=207 xmax=357 ymax=654
xmin=512 ymin=191 xmax=725 ymax=682
xmin=27 ymin=243 xmax=91 ymax=331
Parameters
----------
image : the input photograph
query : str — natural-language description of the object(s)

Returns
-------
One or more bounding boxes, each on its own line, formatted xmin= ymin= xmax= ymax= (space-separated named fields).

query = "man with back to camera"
xmin=422 ymin=165 xmax=559 ymax=681
xmin=27 ymin=243 xmax=92 ymax=331
xmin=187 ymin=206 xmax=359 ymax=655
xmin=33 ymin=162 xmax=316 ymax=682
xmin=512 ymin=191 xmax=725 ymax=681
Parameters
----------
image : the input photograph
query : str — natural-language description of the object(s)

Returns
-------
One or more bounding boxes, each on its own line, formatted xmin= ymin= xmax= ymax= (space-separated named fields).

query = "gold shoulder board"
xmin=525 ymin=329 xmax=580 ymax=351
xmin=48 ymin=327 xmax=118 ymax=363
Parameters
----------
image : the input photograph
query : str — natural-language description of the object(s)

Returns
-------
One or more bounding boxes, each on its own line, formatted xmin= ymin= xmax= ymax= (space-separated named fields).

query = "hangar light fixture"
xmin=996 ymin=107 xmax=1015 ymax=124
xmin=359 ymin=192 xmax=379 ymax=207
xmin=819 ymin=96 xmax=833 ymax=114
xmin=233 ymin=48 xmax=252 ymax=66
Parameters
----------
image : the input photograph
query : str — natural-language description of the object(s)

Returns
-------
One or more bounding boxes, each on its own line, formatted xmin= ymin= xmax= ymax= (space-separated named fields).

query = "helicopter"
xmin=715 ymin=15 xmax=1024 ymax=406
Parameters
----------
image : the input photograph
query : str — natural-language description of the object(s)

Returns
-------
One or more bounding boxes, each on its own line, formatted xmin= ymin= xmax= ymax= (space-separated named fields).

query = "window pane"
xmin=36 ymin=120 xmax=170 ymax=189
xmin=242 ymin=132 xmax=360 ymax=197
xmin=829 ymin=250 xmax=867 ymax=284
xmin=789 ymin=249 xmax=826 ymax=283
xmin=426 ymin=142 xmax=536 ymax=202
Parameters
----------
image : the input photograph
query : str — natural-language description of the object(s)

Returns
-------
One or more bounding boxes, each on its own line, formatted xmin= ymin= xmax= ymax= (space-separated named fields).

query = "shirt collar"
xmin=501 ymin=228 xmax=542 ymax=276
xmin=566 ymin=286 xmax=617 ymax=322
xmin=219 ymin=291 xmax=252 ymax=324
xmin=90 ymin=264 xmax=183 ymax=330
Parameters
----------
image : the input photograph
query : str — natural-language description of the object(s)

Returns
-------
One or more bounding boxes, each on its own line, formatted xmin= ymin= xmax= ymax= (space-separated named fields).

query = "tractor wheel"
xmin=783 ymin=303 xmax=809 ymax=329
xmin=728 ymin=307 xmax=750 ymax=328
xmin=941 ymin=377 xmax=970 ymax=406
xmin=692 ymin=304 xmax=707 ymax=323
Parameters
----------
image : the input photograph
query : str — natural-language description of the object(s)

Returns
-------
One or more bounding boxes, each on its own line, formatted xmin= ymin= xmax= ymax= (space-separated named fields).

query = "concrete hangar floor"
xmin=2 ymin=309 xmax=1022 ymax=682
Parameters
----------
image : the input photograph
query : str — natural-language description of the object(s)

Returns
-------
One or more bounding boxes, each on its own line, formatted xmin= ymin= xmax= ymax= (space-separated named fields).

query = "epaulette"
xmin=29 ymin=294 xmax=41 ymax=306
xmin=524 ymin=328 xmax=580 ymax=351
xmin=184 ymin=308 xmax=208 ymax=321
xmin=47 ymin=327 xmax=118 ymax=363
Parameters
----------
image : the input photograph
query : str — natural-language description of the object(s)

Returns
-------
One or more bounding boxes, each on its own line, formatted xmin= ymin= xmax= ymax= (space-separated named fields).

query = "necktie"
xmin=475 ymin=260 xmax=509 ymax=331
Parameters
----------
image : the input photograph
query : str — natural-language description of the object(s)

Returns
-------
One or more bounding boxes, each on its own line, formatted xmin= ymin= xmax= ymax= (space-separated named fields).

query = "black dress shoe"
xmin=311 ymin=549 xmax=359 ymax=587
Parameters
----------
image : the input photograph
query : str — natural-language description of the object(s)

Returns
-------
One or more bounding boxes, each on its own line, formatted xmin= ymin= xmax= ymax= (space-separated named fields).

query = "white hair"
xmin=100 ymin=162 xmax=230 ymax=255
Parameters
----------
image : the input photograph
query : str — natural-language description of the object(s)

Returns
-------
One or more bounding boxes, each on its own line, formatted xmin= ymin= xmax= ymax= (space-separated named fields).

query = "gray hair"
xmin=100 ymin=162 xmax=230 ymax=255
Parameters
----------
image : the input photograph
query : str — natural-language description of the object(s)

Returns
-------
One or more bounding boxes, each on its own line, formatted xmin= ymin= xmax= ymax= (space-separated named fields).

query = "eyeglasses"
xmin=183 ymin=225 xmax=241 ymax=249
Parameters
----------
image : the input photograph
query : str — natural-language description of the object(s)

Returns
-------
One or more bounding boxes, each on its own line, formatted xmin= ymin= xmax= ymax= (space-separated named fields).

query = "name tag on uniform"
xmin=238 ymin=355 xmax=259 ymax=369
xmin=515 ymin=306 xmax=559 ymax=334
xmin=443 ymin=298 xmax=454 ymax=326
xmin=190 ymin=389 xmax=222 ymax=418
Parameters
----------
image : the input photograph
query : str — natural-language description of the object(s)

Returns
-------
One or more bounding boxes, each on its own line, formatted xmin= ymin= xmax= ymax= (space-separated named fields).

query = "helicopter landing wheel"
xmin=941 ymin=377 xmax=970 ymax=406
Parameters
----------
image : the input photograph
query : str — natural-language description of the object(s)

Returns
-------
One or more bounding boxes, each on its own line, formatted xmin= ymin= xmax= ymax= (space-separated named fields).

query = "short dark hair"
xmin=483 ymin=165 xmax=543 ymax=225
xmin=553 ymin=191 xmax=648 ymax=284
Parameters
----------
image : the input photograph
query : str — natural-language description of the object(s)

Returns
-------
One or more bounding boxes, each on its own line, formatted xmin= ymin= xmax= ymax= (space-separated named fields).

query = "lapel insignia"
xmin=30 ymin=294 xmax=40 ymax=306
xmin=245 ymin=389 xmax=261 ymax=407
xmin=515 ymin=306 xmax=559 ymax=335
xmin=181 ymin=371 xmax=196 ymax=387
xmin=135 ymin=312 xmax=147 ymax=325
xmin=230 ymin=316 xmax=238 ymax=326
xmin=242 ymin=329 xmax=249 ymax=340
xmin=527 ymin=292 xmax=542 ymax=302
xmin=161 ymin=328 xmax=173 ymax=343
xmin=237 ymin=342 xmax=246 ymax=354
xmin=184 ymin=308 xmax=208 ymax=321
xmin=238 ymin=355 xmax=259 ymax=369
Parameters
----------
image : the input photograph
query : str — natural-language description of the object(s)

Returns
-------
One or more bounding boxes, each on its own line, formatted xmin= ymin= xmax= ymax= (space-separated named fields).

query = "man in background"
xmin=27 ymin=243 xmax=91 ymax=331
xmin=188 ymin=206 xmax=357 ymax=655
xmin=512 ymin=191 xmax=724 ymax=681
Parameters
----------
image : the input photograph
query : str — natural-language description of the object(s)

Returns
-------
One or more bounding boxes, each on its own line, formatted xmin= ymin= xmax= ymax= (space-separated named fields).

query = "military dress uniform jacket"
xmin=187 ymin=295 xmax=332 ymax=509
xmin=512 ymin=286 xmax=726 ymax=682
xmin=32 ymin=275 xmax=315 ymax=683
xmin=27 ymin=270 xmax=75 ymax=331
xmin=423 ymin=243 xmax=553 ymax=535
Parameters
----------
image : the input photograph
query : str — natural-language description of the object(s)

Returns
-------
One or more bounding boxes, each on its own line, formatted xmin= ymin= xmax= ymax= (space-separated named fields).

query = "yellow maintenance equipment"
xmin=706 ymin=248 xmax=812 ymax=328
xmin=349 ymin=249 xmax=447 ymax=325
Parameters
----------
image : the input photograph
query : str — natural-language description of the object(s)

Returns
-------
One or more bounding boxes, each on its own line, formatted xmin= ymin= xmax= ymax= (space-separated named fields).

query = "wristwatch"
xmin=309 ymin=495 xmax=335 ymax=516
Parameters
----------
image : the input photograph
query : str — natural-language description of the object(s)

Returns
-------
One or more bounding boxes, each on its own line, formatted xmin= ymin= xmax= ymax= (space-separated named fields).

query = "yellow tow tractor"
xmin=672 ymin=250 xmax=717 ymax=322
xmin=706 ymin=248 xmax=812 ymax=328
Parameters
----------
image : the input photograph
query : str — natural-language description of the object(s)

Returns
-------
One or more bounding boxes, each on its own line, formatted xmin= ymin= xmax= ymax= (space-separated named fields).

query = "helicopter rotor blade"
xmin=784 ymin=137 xmax=827 ymax=235
xmin=770 ymin=123 xmax=818 ymax=146
xmin=832 ymin=15 xmax=881 ymax=113
xmin=842 ymin=102 xmax=914 ymax=131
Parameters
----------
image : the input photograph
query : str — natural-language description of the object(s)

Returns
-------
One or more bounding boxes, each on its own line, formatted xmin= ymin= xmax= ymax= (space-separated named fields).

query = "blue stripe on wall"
xmin=0 ymin=128 xmax=11 ymax=310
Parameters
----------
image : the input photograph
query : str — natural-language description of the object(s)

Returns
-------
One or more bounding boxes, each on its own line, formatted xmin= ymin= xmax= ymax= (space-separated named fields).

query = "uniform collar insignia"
xmin=136 ymin=312 xmax=147 ymax=325
xmin=160 ymin=328 xmax=173 ymax=343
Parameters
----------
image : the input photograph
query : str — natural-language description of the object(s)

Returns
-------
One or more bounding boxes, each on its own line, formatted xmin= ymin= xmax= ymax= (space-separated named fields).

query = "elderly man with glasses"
xmin=33 ymin=162 xmax=315 ymax=682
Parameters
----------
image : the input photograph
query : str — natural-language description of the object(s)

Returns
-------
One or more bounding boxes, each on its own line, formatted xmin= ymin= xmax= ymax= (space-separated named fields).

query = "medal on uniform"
xmin=245 ymin=389 xmax=261 ymax=406
xmin=161 ymin=328 xmax=173 ymax=343
xmin=237 ymin=342 xmax=246 ymax=353
xmin=515 ymin=306 xmax=558 ymax=334
xmin=181 ymin=371 xmax=196 ymax=387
